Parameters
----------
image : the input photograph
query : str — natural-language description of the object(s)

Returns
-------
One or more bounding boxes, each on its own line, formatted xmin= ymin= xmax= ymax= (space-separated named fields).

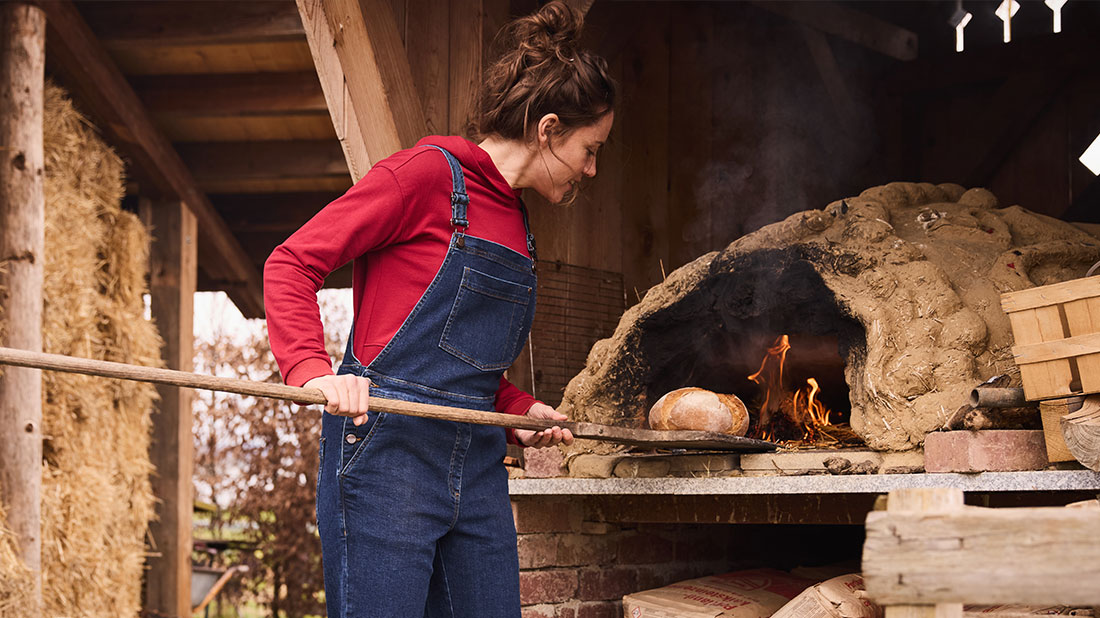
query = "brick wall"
xmin=512 ymin=498 xmax=759 ymax=618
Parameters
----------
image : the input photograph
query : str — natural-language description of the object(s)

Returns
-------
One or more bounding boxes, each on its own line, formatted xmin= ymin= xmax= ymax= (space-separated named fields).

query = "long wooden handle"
xmin=0 ymin=346 xmax=777 ymax=451
xmin=0 ymin=346 xmax=561 ymax=432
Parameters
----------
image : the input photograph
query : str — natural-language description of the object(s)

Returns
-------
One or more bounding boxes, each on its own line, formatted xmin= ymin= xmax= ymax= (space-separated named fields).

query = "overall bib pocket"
xmin=439 ymin=267 xmax=532 ymax=371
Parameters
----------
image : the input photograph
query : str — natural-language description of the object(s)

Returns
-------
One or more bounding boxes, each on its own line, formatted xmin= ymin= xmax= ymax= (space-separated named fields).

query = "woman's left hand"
xmin=516 ymin=402 xmax=575 ymax=448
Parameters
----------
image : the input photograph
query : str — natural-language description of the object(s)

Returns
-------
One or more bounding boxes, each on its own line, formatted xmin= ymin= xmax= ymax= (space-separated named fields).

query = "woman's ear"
xmin=536 ymin=113 xmax=560 ymax=147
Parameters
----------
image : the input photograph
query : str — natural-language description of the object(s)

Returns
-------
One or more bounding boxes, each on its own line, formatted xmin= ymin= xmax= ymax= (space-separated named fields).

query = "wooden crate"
xmin=1001 ymin=276 xmax=1100 ymax=401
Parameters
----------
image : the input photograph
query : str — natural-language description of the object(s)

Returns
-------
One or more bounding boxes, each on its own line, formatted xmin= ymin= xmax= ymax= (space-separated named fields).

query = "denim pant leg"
xmin=319 ymin=411 xmax=456 ymax=617
xmin=424 ymin=426 xmax=521 ymax=618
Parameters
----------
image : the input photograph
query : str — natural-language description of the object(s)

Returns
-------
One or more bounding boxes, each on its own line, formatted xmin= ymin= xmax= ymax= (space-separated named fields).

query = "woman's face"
xmin=534 ymin=111 xmax=614 ymax=204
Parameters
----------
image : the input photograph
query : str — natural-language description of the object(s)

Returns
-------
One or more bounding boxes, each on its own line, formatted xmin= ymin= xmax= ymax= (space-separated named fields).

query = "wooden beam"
xmin=79 ymin=0 xmax=304 ymax=46
xmin=565 ymin=0 xmax=595 ymax=18
xmin=406 ymin=0 xmax=449 ymax=135
xmin=864 ymin=488 xmax=1100 ymax=605
xmin=751 ymin=1 xmax=917 ymax=61
xmin=132 ymin=72 xmax=326 ymax=116
xmin=297 ymin=0 xmax=368 ymax=180
xmin=140 ymin=198 xmax=196 ymax=618
xmin=176 ymin=140 xmax=348 ymax=185
xmin=799 ymin=24 xmax=859 ymax=134
xmin=963 ymin=69 xmax=1072 ymax=188
xmin=36 ymin=0 xmax=266 ymax=318
xmin=297 ymin=0 xmax=427 ymax=180
xmin=886 ymin=32 xmax=1095 ymax=95
xmin=449 ymin=0 xmax=509 ymax=136
xmin=0 ymin=3 xmax=45 ymax=612
xmin=210 ymin=191 xmax=342 ymax=231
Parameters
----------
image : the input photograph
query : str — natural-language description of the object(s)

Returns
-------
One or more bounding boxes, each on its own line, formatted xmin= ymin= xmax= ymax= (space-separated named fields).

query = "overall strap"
xmin=518 ymin=199 xmax=537 ymax=263
xmin=420 ymin=145 xmax=469 ymax=230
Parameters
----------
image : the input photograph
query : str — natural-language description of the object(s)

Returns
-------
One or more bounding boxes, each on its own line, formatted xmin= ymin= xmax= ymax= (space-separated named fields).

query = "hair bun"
xmin=510 ymin=1 xmax=583 ymax=65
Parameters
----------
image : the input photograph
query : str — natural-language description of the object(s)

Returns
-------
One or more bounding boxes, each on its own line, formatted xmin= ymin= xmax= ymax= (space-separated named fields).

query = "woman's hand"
xmin=304 ymin=374 xmax=371 ymax=426
xmin=515 ymin=402 xmax=574 ymax=448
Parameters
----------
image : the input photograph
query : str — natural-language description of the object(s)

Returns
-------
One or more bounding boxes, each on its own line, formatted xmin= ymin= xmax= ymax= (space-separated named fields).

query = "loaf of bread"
xmin=648 ymin=387 xmax=750 ymax=435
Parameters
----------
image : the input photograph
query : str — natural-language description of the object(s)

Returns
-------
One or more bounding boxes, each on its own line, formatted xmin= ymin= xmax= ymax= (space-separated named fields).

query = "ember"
xmin=747 ymin=335 xmax=863 ymax=448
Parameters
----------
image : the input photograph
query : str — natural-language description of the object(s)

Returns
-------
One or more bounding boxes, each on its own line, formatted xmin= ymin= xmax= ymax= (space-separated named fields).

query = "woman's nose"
xmin=585 ymin=159 xmax=597 ymax=177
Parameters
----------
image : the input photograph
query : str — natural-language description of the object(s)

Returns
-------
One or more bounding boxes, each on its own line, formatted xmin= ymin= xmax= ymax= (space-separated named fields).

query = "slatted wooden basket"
xmin=1001 ymin=274 xmax=1100 ymax=401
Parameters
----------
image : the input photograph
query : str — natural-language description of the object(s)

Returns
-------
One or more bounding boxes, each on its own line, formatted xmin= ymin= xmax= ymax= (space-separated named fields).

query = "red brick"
xmin=577 ymin=601 xmax=621 ymax=618
xmin=513 ymin=498 xmax=583 ymax=533
xmin=522 ymin=604 xmax=576 ymax=618
xmin=617 ymin=531 xmax=674 ymax=564
xmin=924 ymin=430 xmax=1049 ymax=473
xmin=559 ymin=533 xmax=616 ymax=567
xmin=577 ymin=566 xmax=638 ymax=601
xmin=518 ymin=534 xmax=561 ymax=569
xmin=520 ymin=569 xmax=579 ymax=605
xmin=524 ymin=445 xmax=567 ymax=478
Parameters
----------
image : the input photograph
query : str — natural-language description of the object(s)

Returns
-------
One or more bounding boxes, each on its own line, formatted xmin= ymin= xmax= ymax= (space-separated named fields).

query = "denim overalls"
xmin=317 ymin=145 xmax=537 ymax=617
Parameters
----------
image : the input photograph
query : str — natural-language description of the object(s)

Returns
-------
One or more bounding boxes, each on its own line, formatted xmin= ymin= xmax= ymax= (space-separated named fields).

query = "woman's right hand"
xmin=304 ymin=374 xmax=371 ymax=426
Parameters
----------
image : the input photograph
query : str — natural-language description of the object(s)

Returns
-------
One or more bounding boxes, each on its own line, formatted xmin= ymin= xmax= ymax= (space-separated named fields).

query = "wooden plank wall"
xmin=521 ymin=2 xmax=891 ymax=294
xmin=375 ymin=2 xmax=1097 ymax=399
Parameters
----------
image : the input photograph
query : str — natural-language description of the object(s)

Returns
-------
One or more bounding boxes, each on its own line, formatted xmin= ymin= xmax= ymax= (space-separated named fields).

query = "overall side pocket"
xmin=338 ymin=412 xmax=388 ymax=476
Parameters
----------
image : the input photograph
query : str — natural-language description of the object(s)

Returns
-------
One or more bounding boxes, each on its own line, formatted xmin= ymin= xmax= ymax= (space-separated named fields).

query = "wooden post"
xmin=140 ymin=199 xmax=196 ymax=618
xmin=0 ymin=2 xmax=44 ymax=612
xmin=879 ymin=488 xmax=965 ymax=618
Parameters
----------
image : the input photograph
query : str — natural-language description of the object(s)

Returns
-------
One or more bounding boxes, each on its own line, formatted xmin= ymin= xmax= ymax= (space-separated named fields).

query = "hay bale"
xmin=0 ymin=82 xmax=161 ymax=618
xmin=0 ymin=500 xmax=34 ymax=615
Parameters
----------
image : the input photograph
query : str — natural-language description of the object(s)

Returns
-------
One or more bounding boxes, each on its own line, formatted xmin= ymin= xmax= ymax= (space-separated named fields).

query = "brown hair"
xmin=474 ymin=1 xmax=616 ymax=142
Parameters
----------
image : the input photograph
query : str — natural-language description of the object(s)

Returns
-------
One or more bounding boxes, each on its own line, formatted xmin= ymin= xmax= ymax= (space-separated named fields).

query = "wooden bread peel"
xmin=0 ymin=346 xmax=778 ymax=452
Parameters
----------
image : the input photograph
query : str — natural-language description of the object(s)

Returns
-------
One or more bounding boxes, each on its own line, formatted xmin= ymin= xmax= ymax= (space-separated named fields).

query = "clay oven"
xmin=559 ymin=182 xmax=1100 ymax=452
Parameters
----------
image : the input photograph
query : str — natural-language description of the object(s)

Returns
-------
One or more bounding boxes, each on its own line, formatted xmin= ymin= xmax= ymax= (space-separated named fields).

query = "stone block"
xmin=740 ymin=449 xmax=923 ymax=475
xmin=525 ymin=445 xmax=567 ymax=478
xmin=924 ymin=430 xmax=1049 ymax=473
xmin=568 ymin=454 xmax=624 ymax=478
xmin=613 ymin=457 xmax=671 ymax=478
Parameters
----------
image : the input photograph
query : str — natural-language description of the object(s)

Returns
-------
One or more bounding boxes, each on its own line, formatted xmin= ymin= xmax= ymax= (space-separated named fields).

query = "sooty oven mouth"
xmin=638 ymin=252 xmax=866 ymax=445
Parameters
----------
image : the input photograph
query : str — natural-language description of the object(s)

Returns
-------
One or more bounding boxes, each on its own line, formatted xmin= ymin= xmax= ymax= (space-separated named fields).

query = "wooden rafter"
xmin=887 ymin=32 xmax=1094 ymax=94
xmin=177 ymin=140 xmax=349 ymax=184
xmin=963 ymin=68 xmax=1074 ymax=188
xmin=132 ymin=72 xmax=326 ymax=116
xmin=80 ymin=0 xmax=304 ymax=46
xmin=751 ymin=0 xmax=917 ymax=61
xmin=297 ymin=0 xmax=427 ymax=181
xmin=36 ymin=0 xmax=266 ymax=318
xmin=212 ymin=191 xmax=343 ymax=232
xmin=565 ymin=0 xmax=595 ymax=17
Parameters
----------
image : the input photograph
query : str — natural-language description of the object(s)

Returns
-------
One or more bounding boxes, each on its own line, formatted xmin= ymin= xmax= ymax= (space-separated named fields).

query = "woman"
xmin=264 ymin=2 xmax=615 ymax=615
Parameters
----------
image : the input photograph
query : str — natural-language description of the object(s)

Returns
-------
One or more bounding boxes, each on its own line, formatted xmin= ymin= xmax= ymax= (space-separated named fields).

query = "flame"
xmin=747 ymin=335 xmax=838 ymax=443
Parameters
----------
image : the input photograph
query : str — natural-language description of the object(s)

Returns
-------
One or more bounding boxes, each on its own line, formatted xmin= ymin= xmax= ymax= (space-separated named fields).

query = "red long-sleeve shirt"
xmin=264 ymin=135 xmax=537 ymax=419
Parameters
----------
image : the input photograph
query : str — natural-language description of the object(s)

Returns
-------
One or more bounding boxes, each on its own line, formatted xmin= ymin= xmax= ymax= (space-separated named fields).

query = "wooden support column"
xmin=868 ymin=488 xmax=965 ymax=617
xmin=140 ymin=199 xmax=196 ymax=618
xmin=297 ymin=0 xmax=427 ymax=180
xmin=0 ymin=3 xmax=45 ymax=612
